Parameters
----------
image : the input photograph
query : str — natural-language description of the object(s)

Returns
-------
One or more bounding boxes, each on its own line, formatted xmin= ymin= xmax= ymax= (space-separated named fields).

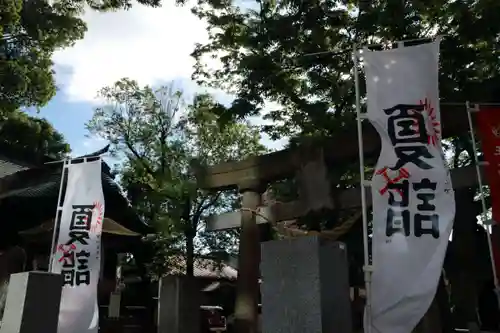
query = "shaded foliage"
xmin=191 ymin=0 xmax=500 ymax=144
xmin=0 ymin=110 xmax=70 ymax=158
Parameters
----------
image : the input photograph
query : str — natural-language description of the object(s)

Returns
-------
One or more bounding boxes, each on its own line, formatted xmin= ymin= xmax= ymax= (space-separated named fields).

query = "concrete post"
xmin=0 ymin=271 xmax=63 ymax=333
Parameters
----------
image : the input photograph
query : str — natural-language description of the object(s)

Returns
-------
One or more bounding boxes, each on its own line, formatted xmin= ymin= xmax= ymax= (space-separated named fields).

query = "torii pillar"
xmin=196 ymin=146 xmax=333 ymax=333
xmin=234 ymin=180 xmax=265 ymax=333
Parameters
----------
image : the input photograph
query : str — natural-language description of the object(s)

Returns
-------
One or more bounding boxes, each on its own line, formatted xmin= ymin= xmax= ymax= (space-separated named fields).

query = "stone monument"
xmin=260 ymin=236 xmax=352 ymax=333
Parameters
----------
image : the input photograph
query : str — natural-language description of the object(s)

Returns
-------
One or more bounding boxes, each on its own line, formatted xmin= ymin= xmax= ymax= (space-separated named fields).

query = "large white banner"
xmin=50 ymin=159 xmax=105 ymax=333
xmin=362 ymin=41 xmax=455 ymax=333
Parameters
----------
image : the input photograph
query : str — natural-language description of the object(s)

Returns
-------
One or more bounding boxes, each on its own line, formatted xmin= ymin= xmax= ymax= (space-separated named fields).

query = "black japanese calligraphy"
xmin=384 ymin=178 xmax=440 ymax=239
xmin=413 ymin=178 xmax=439 ymax=239
xmin=386 ymin=104 xmax=427 ymax=145
xmin=67 ymin=231 xmax=90 ymax=246
xmin=62 ymin=270 xmax=75 ymax=286
xmin=69 ymin=205 xmax=94 ymax=231
xmin=61 ymin=250 xmax=91 ymax=286
xmin=75 ymin=250 xmax=91 ymax=286
xmin=387 ymin=179 xmax=410 ymax=207
xmin=384 ymin=104 xmax=434 ymax=170
xmin=385 ymin=179 xmax=411 ymax=237
xmin=392 ymin=146 xmax=434 ymax=170
xmin=61 ymin=204 xmax=95 ymax=287
xmin=66 ymin=204 xmax=94 ymax=246
xmin=386 ymin=208 xmax=411 ymax=237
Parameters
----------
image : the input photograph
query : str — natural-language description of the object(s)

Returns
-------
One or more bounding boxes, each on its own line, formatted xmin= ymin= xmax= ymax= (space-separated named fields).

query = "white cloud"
xmin=82 ymin=136 xmax=104 ymax=148
xmin=52 ymin=2 xmax=288 ymax=150
xmin=53 ymin=1 xmax=208 ymax=103
xmin=72 ymin=136 xmax=107 ymax=157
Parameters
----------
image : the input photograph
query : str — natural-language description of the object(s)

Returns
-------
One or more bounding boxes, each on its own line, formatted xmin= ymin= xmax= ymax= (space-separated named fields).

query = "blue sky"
xmin=33 ymin=1 xmax=287 ymax=159
xmin=34 ymin=65 xmax=104 ymax=157
xmin=37 ymin=94 xmax=94 ymax=157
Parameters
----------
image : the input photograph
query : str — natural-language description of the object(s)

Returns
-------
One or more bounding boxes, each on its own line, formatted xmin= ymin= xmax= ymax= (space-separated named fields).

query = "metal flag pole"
xmin=465 ymin=101 xmax=500 ymax=305
xmin=48 ymin=158 xmax=69 ymax=272
xmin=353 ymin=44 xmax=373 ymax=333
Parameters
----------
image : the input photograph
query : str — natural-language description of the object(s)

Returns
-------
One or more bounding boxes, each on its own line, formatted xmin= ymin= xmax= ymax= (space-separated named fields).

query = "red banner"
xmin=476 ymin=107 xmax=500 ymax=279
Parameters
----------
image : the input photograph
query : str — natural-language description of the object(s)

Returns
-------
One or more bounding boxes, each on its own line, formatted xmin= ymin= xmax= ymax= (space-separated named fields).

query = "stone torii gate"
xmin=195 ymin=104 xmax=476 ymax=333
xmin=206 ymin=163 xmax=481 ymax=231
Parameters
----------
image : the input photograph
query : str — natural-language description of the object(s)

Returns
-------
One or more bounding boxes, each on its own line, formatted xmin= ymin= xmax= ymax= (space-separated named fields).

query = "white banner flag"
xmin=50 ymin=159 xmax=105 ymax=333
xmin=362 ymin=41 xmax=455 ymax=333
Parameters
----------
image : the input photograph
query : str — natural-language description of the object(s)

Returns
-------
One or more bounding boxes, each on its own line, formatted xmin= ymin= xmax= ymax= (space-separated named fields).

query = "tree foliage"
xmin=190 ymin=0 xmax=498 ymax=255
xmin=0 ymin=0 xmax=163 ymax=113
xmin=0 ymin=110 xmax=70 ymax=158
xmin=190 ymin=1 xmax=500 ymax=328
xmin=191 ymin=0 xmax=500 ymax=143
xmin=87 ymin=78 xmax=267 ymax=277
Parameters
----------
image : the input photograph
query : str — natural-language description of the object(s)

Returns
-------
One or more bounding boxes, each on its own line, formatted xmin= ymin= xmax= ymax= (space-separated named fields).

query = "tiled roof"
xmin=0 ymin=157 xmax=29 ymax=179
xmin=0 ymin=165 xmax=114 ymax=200
xmin=0 ymin=149 xmax=151 ymax=235
xmin=167 ymin=255 xmax=238 ymax=280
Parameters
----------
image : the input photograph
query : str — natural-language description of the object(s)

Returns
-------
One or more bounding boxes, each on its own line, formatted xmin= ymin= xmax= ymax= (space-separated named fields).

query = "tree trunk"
xmin=448 ymin=188 xmax=480 ymax=329
xmin=234 ymin=190 xmax=261 ymax=333
xmin=185 ymin=227 xmax=195 ymax=277
xmin=436 ymin=274 xmax=453 ymax=333
xmin=183 ymin=199 xmax=195 ymax=277
xmin=132 ymin=243 xmax=156 ymax=333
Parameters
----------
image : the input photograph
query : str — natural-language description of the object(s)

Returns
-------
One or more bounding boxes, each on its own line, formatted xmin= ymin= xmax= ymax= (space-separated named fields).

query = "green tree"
xmin=87 ymin=78 xmax=266 ymax=277
xmin=191 ymin=0 xmax=500 ymax=139
xmin=191 ymin=0 xmax=500 ymax=331
xmin=0 ymin=0 xmax=162 ymax=113
xmin=0 ymin=110 xmax=70 ymax=158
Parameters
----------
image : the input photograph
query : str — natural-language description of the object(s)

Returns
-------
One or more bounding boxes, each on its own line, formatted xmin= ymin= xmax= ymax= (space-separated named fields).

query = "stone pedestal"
xmin=158 ymin=275 xmax=200 ymax=333
xmin=108 ymin=291 xmax=121 ymax=319
xmin=0 ymin=271 xmax=63 ymax=333
xmin=260 ymin=236 xmax=352 ymax=333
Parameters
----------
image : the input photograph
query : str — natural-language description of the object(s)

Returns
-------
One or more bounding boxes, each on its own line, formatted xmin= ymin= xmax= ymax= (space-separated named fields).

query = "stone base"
xmin=0 ymin=271 xmax=63 ymax=333
xmin=158 ymin=275 xmax=200 ymax=333
xmin=260 ymin=236 xmax=352 ymax=333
